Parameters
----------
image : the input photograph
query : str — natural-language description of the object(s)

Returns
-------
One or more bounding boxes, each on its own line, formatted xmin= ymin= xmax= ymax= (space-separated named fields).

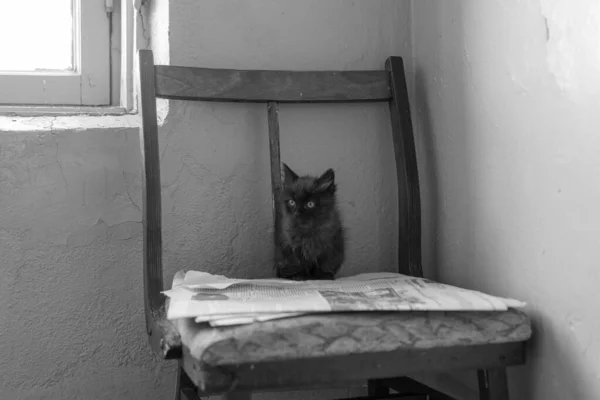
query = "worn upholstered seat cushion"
xmin=170 ymin=298 xmax=531 ymax=367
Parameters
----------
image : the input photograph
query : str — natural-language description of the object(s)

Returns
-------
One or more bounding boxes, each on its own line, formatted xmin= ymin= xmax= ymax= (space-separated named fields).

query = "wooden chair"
xmin=137 ymin=49 xmax=531 ymax=400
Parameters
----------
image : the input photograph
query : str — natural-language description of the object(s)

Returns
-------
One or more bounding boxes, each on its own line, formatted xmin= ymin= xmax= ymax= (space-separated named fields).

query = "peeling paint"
xmin=0 ymin=117 xmax=153 ymax=399
xmin=541 ymin=0 xmax=600 ymax=96
xmin=413 ymin=1 xmax=600 ymax=399
xmin=66 ymin=219 xmax=142 ymax=248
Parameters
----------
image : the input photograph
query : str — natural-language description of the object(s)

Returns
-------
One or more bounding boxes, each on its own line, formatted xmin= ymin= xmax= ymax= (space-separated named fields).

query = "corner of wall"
xmin=409 ymin=0 xmax=416 ymax=103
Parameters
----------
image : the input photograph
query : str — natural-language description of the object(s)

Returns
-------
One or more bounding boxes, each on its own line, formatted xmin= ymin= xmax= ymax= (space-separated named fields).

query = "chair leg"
xmin=221 ymin=391 xmax=252 ymax=400
xmin=376 ymin=378 xmax=431 ymax=399
xmin=174 ymin=365 xmax=182 ymax=400
xmin=478 ymin=368 xmax=509 ymax=400
xmin=368 ymin=379 xmax=390 ymax=396
xmin=174 ymin=363 xmax=201 ymax=400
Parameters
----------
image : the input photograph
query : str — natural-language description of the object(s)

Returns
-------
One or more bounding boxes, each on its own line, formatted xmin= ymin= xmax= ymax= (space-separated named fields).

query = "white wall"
xmin=0 ymin=1 xmax=413 ymax=399
xmin=413 ymin=1 xmax=600 ymax=399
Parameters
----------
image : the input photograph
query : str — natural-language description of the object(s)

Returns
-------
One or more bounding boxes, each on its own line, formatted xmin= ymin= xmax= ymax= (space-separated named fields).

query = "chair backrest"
xmin=137 ymin=49 xmax=422 ymax=331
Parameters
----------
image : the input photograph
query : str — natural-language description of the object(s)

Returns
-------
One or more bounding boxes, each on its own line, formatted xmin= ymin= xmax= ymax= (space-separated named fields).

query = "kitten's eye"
xmin=306 ymin=201 xmax=315 ymax=209
xmin=287 ymin=199 xmax=296 ymax=207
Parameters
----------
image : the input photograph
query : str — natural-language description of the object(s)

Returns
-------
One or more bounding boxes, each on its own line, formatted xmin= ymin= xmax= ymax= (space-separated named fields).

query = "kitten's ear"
xmin=283 ymin=163 xmax=299 ymax=183
xmin=315 ymin=168 xmax=335 ymax=192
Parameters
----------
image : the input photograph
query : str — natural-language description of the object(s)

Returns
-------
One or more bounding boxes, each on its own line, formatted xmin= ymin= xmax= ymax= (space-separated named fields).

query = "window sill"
xmin=0 ymin=112 xmax=139 ymax=132
xmin=0 ymin=105 xmax=133 ymax=117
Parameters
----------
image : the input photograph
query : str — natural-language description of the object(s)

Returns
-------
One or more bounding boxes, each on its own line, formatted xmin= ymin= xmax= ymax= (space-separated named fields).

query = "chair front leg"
xmin=174 ymin=363 xmax=201 ymax=400
xmin=477 ymin=368 xmax=509 ymax=400
xmin=221 ymin=391 xmax=252 ymax=400
xmin=174 ymin=364 xmax=182 ymax=400
xmin=368 ymin=379 xmax=390 ymax=396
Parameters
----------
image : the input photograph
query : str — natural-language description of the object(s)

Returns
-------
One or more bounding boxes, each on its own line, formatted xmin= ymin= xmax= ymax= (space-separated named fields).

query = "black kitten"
xmin=274 ymin=163 xmax=345 ymax=280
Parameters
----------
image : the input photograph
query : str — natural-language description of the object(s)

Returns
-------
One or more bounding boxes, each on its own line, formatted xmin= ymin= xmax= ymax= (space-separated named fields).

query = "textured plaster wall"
xmin=0 ymin=117 xmax=173 ymax=400
xmin=159 ymin=0 xmax=415 ymax=284
xmin=412 ymin=1 xmax=600 ymax=399
xmin=0 ymin=1 xmax=413 ymax=399
xmin=157 ymin=4 xmax=413 ymax=398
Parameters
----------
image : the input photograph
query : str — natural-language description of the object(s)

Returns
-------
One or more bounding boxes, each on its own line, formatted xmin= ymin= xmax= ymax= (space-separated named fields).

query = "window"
xmin=0 ymin=0 xmax=131 ymax=109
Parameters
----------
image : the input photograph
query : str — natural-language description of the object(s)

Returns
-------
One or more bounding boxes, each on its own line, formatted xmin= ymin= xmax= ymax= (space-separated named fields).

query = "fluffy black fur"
xmin=274 ymin=163 xmax=345 ymax=280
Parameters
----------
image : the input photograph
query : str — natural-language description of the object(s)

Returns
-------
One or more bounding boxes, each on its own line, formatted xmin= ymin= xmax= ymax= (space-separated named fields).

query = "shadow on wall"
xmin=450 ymin=3 xmax=586 ymax=400
xmin=409 ymin=4 xmax=475 ymax=392
xmin=412 ymin=1 xmax=588 ymax=399
xmin=413 ymin=68 xmax=440 ymax=282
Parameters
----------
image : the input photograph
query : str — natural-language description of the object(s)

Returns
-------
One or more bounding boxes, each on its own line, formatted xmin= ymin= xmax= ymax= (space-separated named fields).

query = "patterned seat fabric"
xmin=173 ymin=307 xmax=531 ymax=367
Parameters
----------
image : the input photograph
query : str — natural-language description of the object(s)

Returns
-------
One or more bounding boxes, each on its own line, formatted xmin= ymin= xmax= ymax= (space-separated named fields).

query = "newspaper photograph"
xmin=163 ymin=271 xmax=526 ymax=326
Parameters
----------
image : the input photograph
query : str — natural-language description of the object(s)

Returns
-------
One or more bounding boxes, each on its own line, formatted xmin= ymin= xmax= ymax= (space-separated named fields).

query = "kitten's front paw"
xmin=274 ymin=261 xmax=297 ymax=278
xmin=275 ymin=262 xmax=309 ymax=281
xmin=288 ymin=273 xmax=309 ymax=281
xmin=313 ymin=272 xmax=335 ymax=280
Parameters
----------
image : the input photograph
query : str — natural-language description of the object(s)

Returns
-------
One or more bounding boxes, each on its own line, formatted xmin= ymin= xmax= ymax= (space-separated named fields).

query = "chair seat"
xmin=172 ymin=307 xmax=531 ymax=367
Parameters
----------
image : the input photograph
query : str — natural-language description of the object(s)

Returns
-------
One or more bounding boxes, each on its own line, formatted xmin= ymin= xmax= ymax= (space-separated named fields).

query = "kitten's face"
xmin=281 ymin=164 xmax=337 ymax=229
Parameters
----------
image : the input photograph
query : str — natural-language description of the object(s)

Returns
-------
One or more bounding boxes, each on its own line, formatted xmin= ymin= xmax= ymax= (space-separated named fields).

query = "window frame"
xmin=0 ymin=0 xmax=132 ymax=110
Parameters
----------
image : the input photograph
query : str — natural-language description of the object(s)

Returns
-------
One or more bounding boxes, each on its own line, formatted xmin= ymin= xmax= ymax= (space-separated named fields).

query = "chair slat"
xmin=155 ymin=65 xmax=391 ymax=103
xmin=267 ymin=102 xmax=282 ymax=248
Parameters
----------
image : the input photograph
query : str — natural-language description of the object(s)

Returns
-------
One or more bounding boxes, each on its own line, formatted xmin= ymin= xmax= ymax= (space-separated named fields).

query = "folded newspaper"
xmin=163 ymin=271 xmax=526 ymax=327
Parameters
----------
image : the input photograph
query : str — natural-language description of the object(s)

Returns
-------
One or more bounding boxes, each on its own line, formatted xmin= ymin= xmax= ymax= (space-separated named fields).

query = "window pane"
xmin=0 ymin=0 xmax=73 ymax=71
